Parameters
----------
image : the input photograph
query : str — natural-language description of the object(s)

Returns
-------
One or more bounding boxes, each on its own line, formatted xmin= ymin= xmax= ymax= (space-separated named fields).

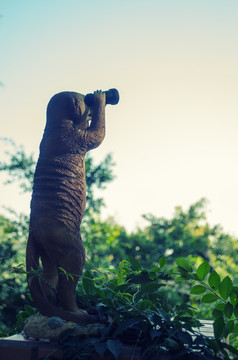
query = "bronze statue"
xmin=26 ymin=89 xmax=118 ymax=324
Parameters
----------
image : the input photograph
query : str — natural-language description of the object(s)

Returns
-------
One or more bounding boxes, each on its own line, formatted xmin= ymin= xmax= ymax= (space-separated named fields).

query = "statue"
xmin=26 ymin=89 xmax=119 ymax=325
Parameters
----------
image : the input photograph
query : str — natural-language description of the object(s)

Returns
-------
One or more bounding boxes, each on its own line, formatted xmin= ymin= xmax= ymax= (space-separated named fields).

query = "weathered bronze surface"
xmin=26 ymin=90 xmax=106 ymax=323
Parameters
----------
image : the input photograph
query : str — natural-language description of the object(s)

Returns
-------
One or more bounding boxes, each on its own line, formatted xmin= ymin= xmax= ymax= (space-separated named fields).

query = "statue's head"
xmin=46 ymin=91 xmax=93 ymax=129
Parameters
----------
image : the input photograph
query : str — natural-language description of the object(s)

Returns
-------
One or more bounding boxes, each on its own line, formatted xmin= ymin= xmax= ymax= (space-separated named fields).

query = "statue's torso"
xmin=30 ymin=125 xmax=87 ymax=234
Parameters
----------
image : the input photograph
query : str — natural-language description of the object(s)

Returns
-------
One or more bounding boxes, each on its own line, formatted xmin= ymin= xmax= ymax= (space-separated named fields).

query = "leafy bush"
xmin=2 ymin=255 xmax=238 ymax=358
xmin=0 ymin=215 xmax=28 ymax=336
xmin=43 ymin=257 xmax=238 ymax=359
xmin=176 ymin=257 xmax=238 ymax=358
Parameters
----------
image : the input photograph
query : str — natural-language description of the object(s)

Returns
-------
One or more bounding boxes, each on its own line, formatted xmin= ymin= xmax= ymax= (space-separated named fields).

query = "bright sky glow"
xmin=1 ymin=0 xmax=238 ymax=234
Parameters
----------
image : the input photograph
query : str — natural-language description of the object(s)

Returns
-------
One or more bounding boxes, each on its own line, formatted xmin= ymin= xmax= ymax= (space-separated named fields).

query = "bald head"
xmin=46 ymin=92 xmax=92 ymax=129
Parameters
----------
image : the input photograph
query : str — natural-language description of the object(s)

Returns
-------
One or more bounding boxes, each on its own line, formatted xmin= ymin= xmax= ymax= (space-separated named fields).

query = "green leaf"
xmin=190 ymin=285 xmax=207 ymax=295
xmin=234 ymin=304 xmax=238 ymax=318
xmin=82 ymin=270 xmax=95 ymax=295
xmin=137 ymin=299 xmax=155 ymax=310
xmin=95 ymin=342 xmax=107 ymax=359
xmin=142 ymin=282 xmax=161 ymax=293
xmin=201 ymin=294 xmax=218 ymax=303
xmin=107 ymin=339 xmax=122 ymax=360
xmin=159 ymin=257 xmax=166 ymax=268
xmin=113 ymin=318 xmax=142 ymax=337
xmin=224 ymin=302 xmax=233 ymax=319
xmin=127 ymin=271 xmax=150 ymax=284
xmin=157 ymin=308 xmax=170 ymax=322
xmin=165 ymin=338 xmax=180 ymax=351
xmin=177 ymin=268 xmax=191 ymax=279
xmin=197 ymin=261 xmax=210 ymax=280
xmin=227 ymin=320 xmax=234 ymax=333
xmin=214 ymin=316 xmax=225 ymax=339
xmin=215 ymin=303 xmax=226 ymax=312
xmin=233 ymin=286 xmax=238 ymax=295
xmin=176 ymin=257 xmax=192 ymax=272
xmin=219 ymin=276 xmax=233 ymax=300
xmin=232 ymin=323 xmax=238 ymax=334
xmin=24 ymin=305 xmax=36 ymax=316
xmin=58 ymin=267 xmax=74 ymax=281
xmin=230 ymin=290 xmax=237 ymax=306
xmin=206 ymin=338 xmax=219 ymax=353
xmin=128 ymin=256 xmax=142 ymax=271
xmin=151 ymin=267 xmax=160 ymax=272
xmin=212 ymin=309 xmax=223 ymax=319
xmin=177 ymin=331 xmax=193 ymax=346
xmin=208 ymin=270 xmax=221 ymax=291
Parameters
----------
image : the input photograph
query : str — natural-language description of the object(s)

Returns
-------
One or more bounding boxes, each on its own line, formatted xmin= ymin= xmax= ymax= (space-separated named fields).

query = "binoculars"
xmin=84 ymin=88 xmax=119 ymax=106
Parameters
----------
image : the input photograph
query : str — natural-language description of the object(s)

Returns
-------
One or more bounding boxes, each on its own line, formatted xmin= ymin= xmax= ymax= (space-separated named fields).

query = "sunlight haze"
xmin=1 ymin=0 xmax=238 ymax=235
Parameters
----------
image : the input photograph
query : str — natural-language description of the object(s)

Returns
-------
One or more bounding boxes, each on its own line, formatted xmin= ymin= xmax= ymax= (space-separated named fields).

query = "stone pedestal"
xmin=0 ymin=334 xmax=144 ymax=360
xmin=0 ymin=334 xmax=63 ymax=360
xmin=23 ymin=313 xmax=103 ymax=341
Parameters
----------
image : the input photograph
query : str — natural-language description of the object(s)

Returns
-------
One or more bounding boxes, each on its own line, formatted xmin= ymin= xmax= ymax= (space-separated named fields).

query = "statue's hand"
xmin=93 ymin=90 xmax=106 ymax=107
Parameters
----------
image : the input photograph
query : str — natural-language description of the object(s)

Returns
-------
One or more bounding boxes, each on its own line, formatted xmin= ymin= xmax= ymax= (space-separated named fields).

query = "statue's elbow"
xmin=93 ymin=128 xmax=105 ymax=145
xmin=98 ymin=130 xmax=105 ymax=144
xmin=93 ymin=133 xmax=105 ymax=149
xmin=86 ymin=128 xmax=105 ymax=150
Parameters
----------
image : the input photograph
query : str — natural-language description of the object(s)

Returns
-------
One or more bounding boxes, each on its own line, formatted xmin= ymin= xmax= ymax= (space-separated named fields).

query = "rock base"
xmin=23 ymin=313 xmax=105 ymax=342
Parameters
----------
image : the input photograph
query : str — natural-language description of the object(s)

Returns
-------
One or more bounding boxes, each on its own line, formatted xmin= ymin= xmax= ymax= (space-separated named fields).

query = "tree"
xmin=0 ymin=215 xmax=27 ymax=334
xmin=0 ymin=138 xmax=35 ymax=192
xmin=117 ymin=198 xmax=238 ymax=272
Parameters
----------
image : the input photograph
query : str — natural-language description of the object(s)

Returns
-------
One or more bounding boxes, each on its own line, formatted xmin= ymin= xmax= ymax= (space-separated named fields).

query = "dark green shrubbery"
xmin=16 ymin=257 xmax=237 ymax=359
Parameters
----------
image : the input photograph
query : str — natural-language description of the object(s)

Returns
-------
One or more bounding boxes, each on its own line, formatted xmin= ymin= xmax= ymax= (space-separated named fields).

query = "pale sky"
xmin=1 ymin=0 xmax=238 ymax=235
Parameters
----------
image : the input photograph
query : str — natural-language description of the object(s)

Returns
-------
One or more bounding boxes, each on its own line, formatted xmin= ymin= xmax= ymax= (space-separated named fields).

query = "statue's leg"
xmin=57 ymin=235 xmax=86 ymax=313
xmin=40 ymin=253 xmax=59 ymax=305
